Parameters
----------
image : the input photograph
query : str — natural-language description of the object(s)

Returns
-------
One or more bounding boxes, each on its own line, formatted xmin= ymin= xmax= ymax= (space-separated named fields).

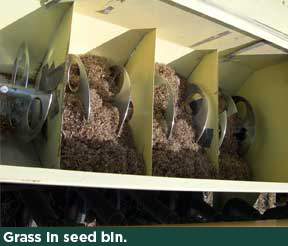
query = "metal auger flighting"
xmin=0 ymin=42 xmax=65 ymax=142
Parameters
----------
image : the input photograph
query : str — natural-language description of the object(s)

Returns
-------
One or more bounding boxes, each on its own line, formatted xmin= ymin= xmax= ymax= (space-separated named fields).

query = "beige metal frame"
xmin=165 ymin=0 xmax=288 ymax=50
xmin=0 ymin=0 xmax=288 ymax=195
xmin=1 ymin=165 xmax=288 ymax=193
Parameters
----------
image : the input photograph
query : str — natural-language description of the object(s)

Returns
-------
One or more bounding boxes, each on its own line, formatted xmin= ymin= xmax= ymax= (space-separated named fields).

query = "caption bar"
xmin=3 ymin=231 xmax=127 ymax=243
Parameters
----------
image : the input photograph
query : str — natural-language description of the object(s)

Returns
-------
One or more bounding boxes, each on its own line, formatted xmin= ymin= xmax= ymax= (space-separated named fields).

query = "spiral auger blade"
xmin=185 ymin=83 xmax=209 ymax=143
xmin=39 ymin=62 xmax=65 ymax=92
xmin=0 ymin=42 xmax=64 ymax=142
xmin=66 ymin=54 xmax=91 ymax=121
xmin=111 ymin=66 xmax=132 ymax=136
xmin=221 ymin=90 xmax=238 ymax=117
xmin=11 ymin=42 xmax=30 ymax=88
xmin=218 ymin=110 xmax=227 ymax=148
xmin=232 ymin=96 xmax=256 ymax=155
xmin=66 ymin=55 xmax=132 ymax=137
xmin=218 ymin=90 xmax=238 ymax=149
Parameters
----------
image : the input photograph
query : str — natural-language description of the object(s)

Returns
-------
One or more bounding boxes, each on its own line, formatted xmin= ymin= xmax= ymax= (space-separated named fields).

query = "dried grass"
xmin=152 ymin=64 xmax=216 ymax=179
xmin=61 ymin=55 xmax=145 ymax=175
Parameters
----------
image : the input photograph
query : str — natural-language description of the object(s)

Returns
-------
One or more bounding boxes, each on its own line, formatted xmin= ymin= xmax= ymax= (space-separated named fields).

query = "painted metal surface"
xmin=1 ymin=165 xmax=288 ymax=193
xmin=165 ymin=0 xmax=288 ymax=50
xmin=189 ymin=51 xmax=219 ymax=168
xmin=0 ymin=0 xmax=288 ymax=194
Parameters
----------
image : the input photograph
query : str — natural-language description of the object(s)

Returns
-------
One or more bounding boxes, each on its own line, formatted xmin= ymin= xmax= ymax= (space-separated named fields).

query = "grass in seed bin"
xmin=152 ymin=64 xmax=216 ymax=179
xmin=61 ymin=55 xmax=145 ymax=174
xmin=218 ymin=95 xmax=250 ymax=180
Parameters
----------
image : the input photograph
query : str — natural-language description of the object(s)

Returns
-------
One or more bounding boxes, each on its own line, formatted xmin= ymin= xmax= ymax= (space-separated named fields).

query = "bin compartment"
xmin=0 ymin=2 xmax=73 ymax=169
xmin=220 ymin=51 xmax=288 ymax=182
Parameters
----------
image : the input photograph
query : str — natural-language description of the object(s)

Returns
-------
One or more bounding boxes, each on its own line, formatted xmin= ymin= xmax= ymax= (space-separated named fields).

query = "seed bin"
xmin=0 ymin=0 xmax=288 ymax=199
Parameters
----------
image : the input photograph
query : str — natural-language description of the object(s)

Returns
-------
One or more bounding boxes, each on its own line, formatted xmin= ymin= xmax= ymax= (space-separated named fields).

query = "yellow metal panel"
xmin=155 ymin=38 xmax=192 ymax=64
xmin=169 ymin=50 xmax=212 ymax=78
xmin=239 ymin=60 xmax=288 ymax=182
xmin=70 ymin=13 xmax=127 ymax=55
xmin=87 ymin=29 xmax=152 ymax=67
xmin=0 ymin=0 xmax=39 ymax=30
xmin=69 ymin=12 xmax=192 ymax=64
xmin=74 ymin=0 xmax=253 ymax=51
xmin=0 ymin=3 xmax=72 ymax=76
xmin=219 ymin=43 xmax=288 ymax=95
xmin=37 ymin=3 xmax=74 ymax=169
xmin=219 ymin=61 xmax=253 ymax=95
xmin=126 ymin=30 xmax=156 ymax=175
xmin=189 ymin=51 xmax=219 ymax=168
xmin=229 ymin=55 xmax=288 ymax=70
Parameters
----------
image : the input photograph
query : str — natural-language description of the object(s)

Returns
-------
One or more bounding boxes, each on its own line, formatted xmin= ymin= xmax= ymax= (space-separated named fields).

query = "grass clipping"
xmin=61 ymin=55 xmax=145 ymax=175
xmin=152 ymin=64 xmax=216 ymax=179
xmin=218 ymin=95 xmax=250 ymax=180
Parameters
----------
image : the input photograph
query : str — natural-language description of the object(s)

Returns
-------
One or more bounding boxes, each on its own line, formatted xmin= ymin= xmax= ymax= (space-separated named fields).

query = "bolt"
xmin=0 ymin=86 xmax=9 ymax=94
